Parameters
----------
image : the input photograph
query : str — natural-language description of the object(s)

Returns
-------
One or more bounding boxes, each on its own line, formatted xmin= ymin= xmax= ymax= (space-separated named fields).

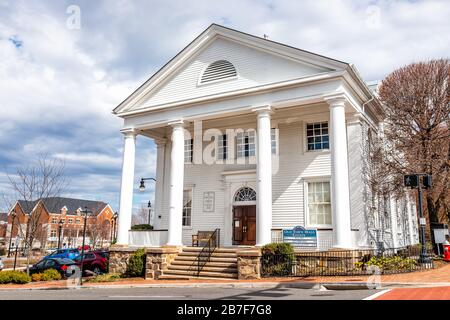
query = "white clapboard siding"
xmin=136 ymin=38 xmax=329 ymax=110
xmin=156 ymin=112 xmax=374 ymax=247
xmin=347 ymin=121 xmax=368 ymax=247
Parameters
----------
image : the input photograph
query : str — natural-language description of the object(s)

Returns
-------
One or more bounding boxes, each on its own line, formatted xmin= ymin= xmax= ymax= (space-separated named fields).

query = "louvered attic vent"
xmin=200 ymin=60 xmax=237 ymax=84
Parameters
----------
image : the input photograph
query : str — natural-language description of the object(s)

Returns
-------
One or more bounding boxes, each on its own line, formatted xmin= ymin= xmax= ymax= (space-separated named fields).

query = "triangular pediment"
xmin=114 ymin=24 xmax=349 ymax=115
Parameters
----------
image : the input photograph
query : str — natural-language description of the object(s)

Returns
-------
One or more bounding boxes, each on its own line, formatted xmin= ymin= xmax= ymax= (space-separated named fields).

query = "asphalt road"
xmin=0 ymin=285 xmax=379 ymax=300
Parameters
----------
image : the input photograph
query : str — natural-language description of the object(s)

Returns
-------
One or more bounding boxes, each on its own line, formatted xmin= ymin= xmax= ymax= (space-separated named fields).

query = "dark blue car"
xmin=44 ymin=248 xmax=80 ymax=260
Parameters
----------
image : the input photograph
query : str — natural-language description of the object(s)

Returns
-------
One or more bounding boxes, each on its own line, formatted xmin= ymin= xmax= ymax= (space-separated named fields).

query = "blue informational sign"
xmin=282 ymin=226 xmax=317 ymax=248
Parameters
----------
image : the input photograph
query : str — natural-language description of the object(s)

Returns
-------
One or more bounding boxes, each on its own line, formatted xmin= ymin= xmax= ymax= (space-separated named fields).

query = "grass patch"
xmin=86 ymin=273 xmax=121 ymax=283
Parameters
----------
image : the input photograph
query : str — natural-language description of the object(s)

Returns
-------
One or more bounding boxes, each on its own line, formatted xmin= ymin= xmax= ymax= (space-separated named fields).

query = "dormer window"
xmin=200 ymin=60 xmax=237 ymax=84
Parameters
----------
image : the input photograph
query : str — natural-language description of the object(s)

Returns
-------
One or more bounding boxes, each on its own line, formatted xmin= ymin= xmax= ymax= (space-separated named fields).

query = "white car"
xmin=0 ymin=258 xmax=4 ymax=271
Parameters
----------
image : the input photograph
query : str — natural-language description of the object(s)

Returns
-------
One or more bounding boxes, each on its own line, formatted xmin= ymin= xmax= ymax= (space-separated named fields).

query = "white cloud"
xmin=0 ymin=0 xmax=448 ymax=212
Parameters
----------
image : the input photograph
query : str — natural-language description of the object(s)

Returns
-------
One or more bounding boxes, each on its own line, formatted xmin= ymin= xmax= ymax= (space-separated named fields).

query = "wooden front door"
xmin=233 ymin=205 xmax=256 ymax=245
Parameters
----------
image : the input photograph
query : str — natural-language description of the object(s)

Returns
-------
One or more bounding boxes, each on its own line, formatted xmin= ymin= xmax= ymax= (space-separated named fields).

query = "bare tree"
xmin=86 ymin=218 xmax=111 ymax=249
xmin=6 ymin=154 xmax=68 ymax=274
xmin=131 ymin=204 xmax=150 ymax=226
xmin=378 ymin=59 xmax=450 ymax=229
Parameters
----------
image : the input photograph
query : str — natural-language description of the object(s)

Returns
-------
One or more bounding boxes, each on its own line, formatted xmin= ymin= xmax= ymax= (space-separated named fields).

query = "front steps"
xmin=159 ymin=247 xmax=238 ymax=280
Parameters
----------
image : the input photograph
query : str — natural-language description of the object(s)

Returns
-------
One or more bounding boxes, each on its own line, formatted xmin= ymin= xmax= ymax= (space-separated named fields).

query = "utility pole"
xmin=79 ymin=207 xmax=92 ymax=286
xmin=8 ymin=211 xmax=16 ymax=257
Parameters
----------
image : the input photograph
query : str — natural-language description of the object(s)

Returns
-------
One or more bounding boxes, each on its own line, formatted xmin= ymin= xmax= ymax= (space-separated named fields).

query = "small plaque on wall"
xmin=203 ymin=191 xmax=215 ymax=212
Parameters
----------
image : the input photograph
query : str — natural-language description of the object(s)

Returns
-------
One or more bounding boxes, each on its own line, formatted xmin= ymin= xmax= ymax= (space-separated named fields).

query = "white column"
xmin=254 ymin=106 xmax=273 ymax=246
xmin=223 ymin=182 xmax=232 ymax=246
xmin=153 ymin=140 xmax=166 ymax=230
xmin=166 ymin=121 xmax=185 ymax=246
xmin=390 ymin=197 xmax=399 ymax=248
xmin=327 ymin=96 xmax=353 ymax=249
xmin=406 ymin=194 xmax=416 ymax=245
xmin=116 ymin=130 xmax=136 ymax=245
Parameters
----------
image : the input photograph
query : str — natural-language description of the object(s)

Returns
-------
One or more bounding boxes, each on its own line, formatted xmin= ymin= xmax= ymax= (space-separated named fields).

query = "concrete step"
xmin=158 ymin=274 xmax=235 ymax=281
xmin=163 ymin=269 xmax=237 ymax=279
xmin=157 ymin=274 xmax=191 ymax=280
xmin=183 ymin=247 xmax=238 ymax=254
xmin=175 ymin=256 xmax=237 ymax=263
xmin=168 ymin=265 xmax=237 ymax=273
xmin=171 ymin=260 xmax=237 ymax=268
xmin=178 ymin=251 xmax=237 ymax=258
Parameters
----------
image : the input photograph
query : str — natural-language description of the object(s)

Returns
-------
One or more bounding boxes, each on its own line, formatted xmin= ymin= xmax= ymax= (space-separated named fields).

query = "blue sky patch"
xmin=8 ymin=35 xmax=23 ymax=48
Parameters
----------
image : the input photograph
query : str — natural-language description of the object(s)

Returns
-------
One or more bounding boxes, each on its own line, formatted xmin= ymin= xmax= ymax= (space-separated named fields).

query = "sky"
xmin=0 ymin=0 xmax=449 ymax=214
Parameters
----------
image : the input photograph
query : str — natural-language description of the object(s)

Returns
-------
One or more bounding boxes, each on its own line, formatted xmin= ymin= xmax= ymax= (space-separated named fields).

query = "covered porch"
xmin=115 ymin=92 xmax=359 ymax=250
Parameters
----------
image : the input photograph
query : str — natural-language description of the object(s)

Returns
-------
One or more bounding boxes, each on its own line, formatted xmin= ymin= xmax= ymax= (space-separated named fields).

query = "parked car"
xmin=0 ymin=257 xmax=4 ymax=271
xmin=29 ymin=258 xmax=78 ymax=278
xmin=44 ymin=248 xmax=80 ymax=260
xmin=73 ymin=251 xmax=108 ymax=275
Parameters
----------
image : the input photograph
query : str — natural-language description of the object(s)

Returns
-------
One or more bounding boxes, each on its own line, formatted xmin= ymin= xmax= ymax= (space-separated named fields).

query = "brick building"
xmin=5 ymin=197 xmax=117 ymax=250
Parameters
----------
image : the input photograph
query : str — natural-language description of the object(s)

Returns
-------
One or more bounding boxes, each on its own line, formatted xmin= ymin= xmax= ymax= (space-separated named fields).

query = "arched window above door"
xmin=234 ymin=187 xmax=256 ymax=202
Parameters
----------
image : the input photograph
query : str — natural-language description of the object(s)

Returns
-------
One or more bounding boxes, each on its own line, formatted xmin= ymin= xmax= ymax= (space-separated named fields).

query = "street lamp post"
xmin=139 ymin=178 xmax=156 ymax=226
xmin=8 ymin=211 xmax=16 ymax=257
xmin=114 ymin=213 xmax=118 ymax=241
xmin=57 ymin=220 xmax=64 ymax=250
xmin=111 ymin=212 xmax=118 ymax=243
xmin=13 ymin=236 xmax=20 ymax=270
xmin=79 ymin=206 xmax=92 ymax=286
xmin=404 ymin=173 xmax=432 ymax=264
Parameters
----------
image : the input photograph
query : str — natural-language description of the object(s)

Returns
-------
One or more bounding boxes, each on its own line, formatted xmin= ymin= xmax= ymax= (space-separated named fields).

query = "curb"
xmin=1 ymin=281 xmax=449 ymax=291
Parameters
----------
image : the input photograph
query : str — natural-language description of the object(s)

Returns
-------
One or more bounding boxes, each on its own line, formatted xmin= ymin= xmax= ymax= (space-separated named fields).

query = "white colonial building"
xmin=113 ymin=24 xmax=419 ymax=250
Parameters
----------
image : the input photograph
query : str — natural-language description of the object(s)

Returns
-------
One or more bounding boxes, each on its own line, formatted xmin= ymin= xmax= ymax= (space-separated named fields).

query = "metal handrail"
xmin=192 ymin=228 xmax=220 ymax=277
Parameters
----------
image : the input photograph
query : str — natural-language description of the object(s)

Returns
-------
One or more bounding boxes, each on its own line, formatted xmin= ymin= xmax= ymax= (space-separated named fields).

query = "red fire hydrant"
xmin=444 ymin=242 xmax=450 ymax=262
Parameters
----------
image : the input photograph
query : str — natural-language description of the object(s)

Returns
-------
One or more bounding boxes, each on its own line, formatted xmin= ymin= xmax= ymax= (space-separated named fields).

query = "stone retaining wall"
xmin=145 ymin=246 xmax=182 ymax=279
xmin=108 ymin=245 xmax=182 ymax=279
xmin=237 ymin=249 xmax=262 ymax=280
xmin=108 ymin=246 xmax=138 ymax=274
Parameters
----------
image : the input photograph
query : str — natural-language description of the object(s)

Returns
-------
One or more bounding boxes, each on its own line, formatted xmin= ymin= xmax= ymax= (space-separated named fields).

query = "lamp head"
xmin=139 ymin=178 xmax=145 ymax=191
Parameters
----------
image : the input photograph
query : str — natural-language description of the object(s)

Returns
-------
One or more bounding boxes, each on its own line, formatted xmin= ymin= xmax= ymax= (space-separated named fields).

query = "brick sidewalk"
xmin=375 ymin=286 xmax=450 ymax=300
xmin=0 ymin=261 xmax=448 ymax=290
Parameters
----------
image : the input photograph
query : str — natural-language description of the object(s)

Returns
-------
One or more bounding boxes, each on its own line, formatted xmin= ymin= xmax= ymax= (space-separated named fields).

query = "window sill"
xmin=306 ymin=225 xmax=333 ymax=229
xmin=305 ymin=149 xmax=330 ymax=154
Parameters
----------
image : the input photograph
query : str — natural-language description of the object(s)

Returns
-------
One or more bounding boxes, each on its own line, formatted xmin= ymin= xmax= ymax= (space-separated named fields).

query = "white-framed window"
xmin=182 ymin=189 xmax=192 ymax=227
xmin=51 ymin=217 xmax=57 ymax=224
xmin=60 ymin=218 xmax=65 ymax=224
xmin=184 ymin=138 xmax=193 ymax=163
xmin=217 ymin=134 xmax=227 ymax=160
xmin=76 ymin=219 xmax=80 ymax=224
xmin=306 ymin=181 xmax=332 ymax=227
xmin=50 ymin=229 xmax=57 ymax=237
xmin=237 ymin=130 xmax=255 ymax=158
xmin=68 ymin=218 xmax=73 ymax=224
xmin=271 ymin=128 xmax=278 ymax=154
xmin=306 ymin=122 xmax=329 ymax=151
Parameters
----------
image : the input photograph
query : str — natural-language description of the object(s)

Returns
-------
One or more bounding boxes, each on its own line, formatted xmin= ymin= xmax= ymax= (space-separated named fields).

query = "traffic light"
xmin=423 ymin=175 xmax=432 ymax=189
xmin=404 ymin=174 xmax=419 ymax=188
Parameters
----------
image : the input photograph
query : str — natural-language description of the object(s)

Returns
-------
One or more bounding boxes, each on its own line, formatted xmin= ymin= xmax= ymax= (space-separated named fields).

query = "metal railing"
xmin=191 ymin=228 xmax=220 ymax=277
xmin=261 ymin=246 xmax=434 ymax=277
